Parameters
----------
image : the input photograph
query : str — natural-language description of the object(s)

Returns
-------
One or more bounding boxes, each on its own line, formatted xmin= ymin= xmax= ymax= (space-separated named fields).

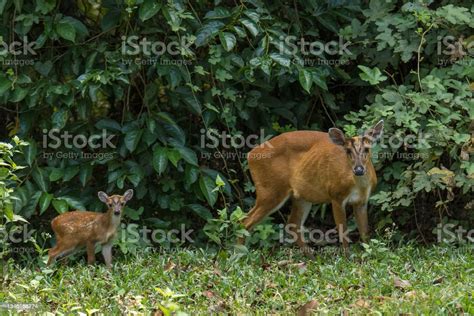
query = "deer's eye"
xmin=364 ymin=148 xmax=369 ymax=153
xmin=346 ymin=149 xmax=352 ymax=155
xmin=121 ymin=202 xmax=125 ymax=206
xmin=107 ymin=203 xmax=112 ymax=207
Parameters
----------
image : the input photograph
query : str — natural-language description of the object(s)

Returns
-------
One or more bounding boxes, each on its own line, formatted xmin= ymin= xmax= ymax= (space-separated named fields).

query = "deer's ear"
xmin=365 ymin=119 xmax=384 ymax=142
xmin=328 ymin=128 xmax=346 ymax=146
xmin=123 ymin=189 xmax=134 ymax=202
xmin=98 ymin=191 xmax=109 ymax=203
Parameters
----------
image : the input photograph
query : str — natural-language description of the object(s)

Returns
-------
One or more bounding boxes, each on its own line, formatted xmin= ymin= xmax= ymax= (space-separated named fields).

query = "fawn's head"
xmin=328 ymin=120 xmax=384 ymax=176
xmin=98 ymin=189 xmax=134 ymax=216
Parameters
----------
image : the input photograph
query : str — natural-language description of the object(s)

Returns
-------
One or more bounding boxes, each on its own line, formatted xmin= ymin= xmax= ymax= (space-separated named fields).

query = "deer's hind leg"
xmin=47 ymin=238 xmax=78 ymax=266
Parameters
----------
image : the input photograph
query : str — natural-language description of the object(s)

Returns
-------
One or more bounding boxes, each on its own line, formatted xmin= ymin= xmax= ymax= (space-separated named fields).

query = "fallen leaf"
xmin=277 ymin=260 xmax=292 ymax=267
xmin=203 ymin=290 xmax=214 ymax=298
xmin=297 ymin=299 xmax=319 ymax=316
xmin=163 ymin=261 xmax=176 ymax=272
xmin=394 ymin=276 xmax=411 ymax=289
xmin=432 ymin=276 xmax=444 ymax=284
xmin=353 ymin=298 xmax=370 ymax=308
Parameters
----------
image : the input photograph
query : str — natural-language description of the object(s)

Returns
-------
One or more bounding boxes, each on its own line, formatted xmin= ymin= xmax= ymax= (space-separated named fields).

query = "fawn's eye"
xmin=121 ymin=202 xmax=125 ymax=206
xmin=107 ymin=203 xmax=112 ymax=207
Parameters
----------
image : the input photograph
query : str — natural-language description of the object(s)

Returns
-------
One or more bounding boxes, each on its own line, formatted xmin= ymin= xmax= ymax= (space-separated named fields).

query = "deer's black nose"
xmin=354 ymin=166 xmax=365 ymax=176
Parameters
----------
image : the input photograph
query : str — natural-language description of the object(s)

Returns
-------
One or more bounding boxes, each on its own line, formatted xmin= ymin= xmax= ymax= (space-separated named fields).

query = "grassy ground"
xmin=1 ymin=242 xmax=473 ymax=314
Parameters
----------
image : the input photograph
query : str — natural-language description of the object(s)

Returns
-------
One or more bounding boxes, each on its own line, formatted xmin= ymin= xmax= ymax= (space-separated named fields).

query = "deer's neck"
xmin=103 ymin=209 xmax=122 ymax=230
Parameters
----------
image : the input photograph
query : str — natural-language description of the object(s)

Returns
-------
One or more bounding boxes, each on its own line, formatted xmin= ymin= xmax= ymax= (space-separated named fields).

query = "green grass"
xmin=1 ymin=243 xmax=473 ymax=314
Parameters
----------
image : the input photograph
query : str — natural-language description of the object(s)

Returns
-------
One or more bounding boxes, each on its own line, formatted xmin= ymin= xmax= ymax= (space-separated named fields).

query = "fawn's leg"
xmin=47 ymin=239 xmax=77 ymax=266
xmin=101 ymin=243 xmax=113 ymax=268
xmin=86 ymin=242 xmax=96 ymax=265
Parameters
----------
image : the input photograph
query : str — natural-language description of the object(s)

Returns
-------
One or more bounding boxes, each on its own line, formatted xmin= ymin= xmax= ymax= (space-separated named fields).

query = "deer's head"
xmin=328 ymin=120 xmax=384 ymax=176
xmin=98 ymin=189 xmax=134 ymax=216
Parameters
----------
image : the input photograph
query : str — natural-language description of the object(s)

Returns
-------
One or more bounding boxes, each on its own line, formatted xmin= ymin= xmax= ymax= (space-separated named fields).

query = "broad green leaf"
xmin=52 ymin=199 xmax=68 ymax=213
xmin=0 ymin=77 xmax=12 ymax=95
xmin=187 ymin=204 xmax=212 ymax=220
xmin=24 ymin=140 xmax=37 ymax=167
xmin=174 ymin=145 xmax=198 ymax=166
xmin=199 ymin=175 xmax=218 ymax=207
xmin=166 ymin=149 xmax=181 ymax=167
xmin=79 ymin=164 xmax=93 ymax=187
xmin=204 ymin=7 xmax=231 ymax=19
xmin=153 ymin=147 xmax=168 ymax=175
xmin=299 ymin=68 xmax=313 ymax=93
xmin=60 ymin=196 xmax=86 ymax=210
xmin=63 ymin=166 xmax=80 ymax=182
xmin=32 ymin=166 xmax=49 ymax=192
xmin=57 ymin=19 xmax=76 ymax=42
xmin=195 ymin=21 xmax=225 ymax=47
xmin=139 ymin=0 xmax=162 ymax=21
xmin=240 ymin=18 xmax=259 ymax=37
xmin=39 ymin=192 xmax=53 ymax=214
xmin=219 ymin=32 xmax=237 ymax=51
xmin=124 ymin=130 xmax=143 ymax=152
xmin=9 ymin=87 xmax=28 ymax=102
xmin=49 ymin=168 xmax=64 ymax=182
xmin=269 ymin=53 xmax=291 ymax=67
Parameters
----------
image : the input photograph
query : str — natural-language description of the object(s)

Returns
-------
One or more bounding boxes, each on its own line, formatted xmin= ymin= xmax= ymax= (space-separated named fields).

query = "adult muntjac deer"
xmin=241 ymin=120 xmax=384 ymax=255
xmin=47 ymin=189 xmax=134 ymax=268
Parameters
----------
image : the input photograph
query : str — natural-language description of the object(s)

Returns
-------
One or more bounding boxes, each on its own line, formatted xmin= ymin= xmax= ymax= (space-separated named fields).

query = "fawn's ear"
xmin=365 ymin=119 xmax=384 ymax=142
xmin=98 ymin=191 xmax=109 ymax=203
xmin=123 ymin=189 xmax=134 ymax=202
xmin=328 ymin=128 xmax=346 ymax=146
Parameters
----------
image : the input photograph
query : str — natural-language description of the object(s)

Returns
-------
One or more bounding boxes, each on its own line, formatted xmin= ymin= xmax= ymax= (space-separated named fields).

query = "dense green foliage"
xmin=0 ymin=0 xmax=472 ymax=259
xmin=2 ymin=244 xmax=473 ymax=313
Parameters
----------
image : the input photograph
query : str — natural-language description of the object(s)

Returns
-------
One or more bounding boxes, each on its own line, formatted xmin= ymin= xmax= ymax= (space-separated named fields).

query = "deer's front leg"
xmin=331 ymin=200 xmax=349 ymax=255
xmin=353 ymin=202 xmax=369 ymax=242
xmin=102 ymin=243 xmax=113 ymax=268
xmin=86 ymin=242 xmax=96 ymax=265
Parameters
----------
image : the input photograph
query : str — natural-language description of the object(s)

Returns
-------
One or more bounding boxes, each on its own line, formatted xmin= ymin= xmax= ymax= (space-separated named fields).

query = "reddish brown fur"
xmin=242 ymin=122 xmax=383 ymax=255
xmin=47 ymin=190 xmax=133 ymax=267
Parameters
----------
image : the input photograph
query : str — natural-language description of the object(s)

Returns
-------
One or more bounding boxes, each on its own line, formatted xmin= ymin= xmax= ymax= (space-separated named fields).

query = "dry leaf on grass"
xmin=432 ymin=276 xmax=444 ymax=284
xmin=163 ymin=261 xmax=176 ymax=272
xmin=353 ymin=298 xmax=370 ymax=308
xmin=297 ymin=299 xmax=319 ymax=316
xmin=393 ymin=276 xmax=411 ymax=289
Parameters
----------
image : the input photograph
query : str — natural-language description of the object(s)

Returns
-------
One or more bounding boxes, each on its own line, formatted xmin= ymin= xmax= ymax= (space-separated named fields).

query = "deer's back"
xmin=51 ymin=211 xmax=102 ymax=239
